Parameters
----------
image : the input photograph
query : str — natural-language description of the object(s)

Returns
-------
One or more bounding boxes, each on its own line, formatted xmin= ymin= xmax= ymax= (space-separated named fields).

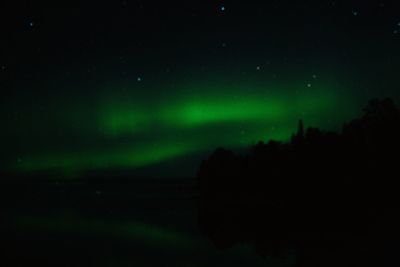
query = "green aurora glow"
xmin=2 ymin=1 xmax=400 ymax=179
xmin=14 ymin=216 xmax=195 ymax=249
xmin=4 ymin=78 xmax=359 ymax=176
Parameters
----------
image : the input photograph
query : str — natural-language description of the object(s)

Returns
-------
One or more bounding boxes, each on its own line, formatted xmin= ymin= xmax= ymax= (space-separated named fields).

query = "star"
xmin=307 ymin=83 xmax=312 ymax=88
xmin=28 ymin=21 xmax=34 ymax=27
xmin=352 ymin=11 xmax=358 ymax=16
xmin=312 ymin=74 xmax=317 ymax=79
xmin=256 ymin=66 xmax=261 ymax=71
xmin=220 ymin=6 xmax=226 ymax=12
xmin=137 ymin=77 xmax=142 ymax=82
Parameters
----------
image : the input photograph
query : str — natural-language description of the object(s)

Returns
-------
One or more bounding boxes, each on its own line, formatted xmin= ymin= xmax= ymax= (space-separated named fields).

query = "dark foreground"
xmin=197 ymin=99 xmax=400 ymax=267
xmin=1 ymin=178 xmax=290 ymax=267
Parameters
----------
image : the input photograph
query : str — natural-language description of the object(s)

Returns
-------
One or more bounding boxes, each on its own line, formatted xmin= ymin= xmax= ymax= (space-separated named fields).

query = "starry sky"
xmin=1 ymin=0 xmax=400 ymax=177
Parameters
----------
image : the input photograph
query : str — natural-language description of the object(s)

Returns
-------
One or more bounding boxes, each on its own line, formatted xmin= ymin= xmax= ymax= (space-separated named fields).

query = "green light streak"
xmin=6 ymin=78 xmax=354 ymax=175
xmin=16 ymin=142 xmax=196 ymax=174
xmin=98 ymin=84 xmax=339 ymax=132
xmin=165 ymin=97 xmax=286 ymax=127
xmin=14 ymin=216 xmax=195 ymax=249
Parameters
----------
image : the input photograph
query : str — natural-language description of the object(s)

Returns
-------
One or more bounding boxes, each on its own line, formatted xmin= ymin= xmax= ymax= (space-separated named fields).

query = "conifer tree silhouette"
xmin=197 ymin=98 xmax=400 ymax=267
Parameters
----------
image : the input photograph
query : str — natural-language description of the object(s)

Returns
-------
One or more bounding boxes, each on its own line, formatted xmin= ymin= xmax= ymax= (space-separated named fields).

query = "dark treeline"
xmin=196 ymin=98 xmax=400 ymax=267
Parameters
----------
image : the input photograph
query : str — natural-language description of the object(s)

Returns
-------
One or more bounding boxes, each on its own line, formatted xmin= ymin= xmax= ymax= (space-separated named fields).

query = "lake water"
xmin=2 ymin=178 xmax=293 ymax=266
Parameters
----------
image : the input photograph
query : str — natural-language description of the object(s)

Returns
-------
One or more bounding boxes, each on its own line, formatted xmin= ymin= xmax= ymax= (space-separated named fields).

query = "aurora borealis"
xmin=4 ymin=78 xmax=356 ymax=176
xmin=3 ymin=1 xmax=400 ymax=267
xmin=1 ymin=1 xmax=400 ymax=177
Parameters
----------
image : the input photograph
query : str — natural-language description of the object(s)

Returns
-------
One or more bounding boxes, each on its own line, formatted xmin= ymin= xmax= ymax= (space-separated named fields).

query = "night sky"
xmin=2 ymin=0 xmax=400 ymax=177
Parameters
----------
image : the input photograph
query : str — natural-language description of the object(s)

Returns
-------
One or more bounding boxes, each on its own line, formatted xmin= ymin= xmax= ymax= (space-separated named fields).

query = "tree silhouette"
xmin=196 ymin=98 xmax=400 ymax=267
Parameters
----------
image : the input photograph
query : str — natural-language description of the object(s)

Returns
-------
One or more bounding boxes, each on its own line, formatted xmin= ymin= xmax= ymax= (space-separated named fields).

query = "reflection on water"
xmin=2 ymin=179 xmax=294 ymax=266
